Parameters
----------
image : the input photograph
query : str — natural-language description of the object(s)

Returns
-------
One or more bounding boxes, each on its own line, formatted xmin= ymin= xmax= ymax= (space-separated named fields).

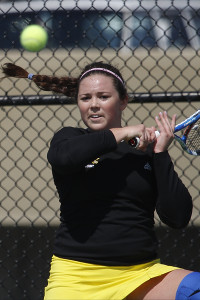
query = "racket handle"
xmin=128 ymin=131 xmax=160 ymax=148
xmin=128 ymin=137 xmax=140 ymax=148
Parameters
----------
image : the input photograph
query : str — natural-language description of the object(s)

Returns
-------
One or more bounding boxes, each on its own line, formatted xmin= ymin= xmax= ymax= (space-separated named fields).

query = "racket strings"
xmin=185 ymin=120 xmax=200 ymax=153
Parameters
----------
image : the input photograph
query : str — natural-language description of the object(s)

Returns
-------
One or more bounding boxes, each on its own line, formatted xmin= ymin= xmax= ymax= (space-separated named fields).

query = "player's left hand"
xmin=153 ymin=111 xmax=176 ymax=153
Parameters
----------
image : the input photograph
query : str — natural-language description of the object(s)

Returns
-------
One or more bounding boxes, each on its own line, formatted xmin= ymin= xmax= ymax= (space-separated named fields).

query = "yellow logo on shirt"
xmin=85 ymin=158 xmax=100 ymax=169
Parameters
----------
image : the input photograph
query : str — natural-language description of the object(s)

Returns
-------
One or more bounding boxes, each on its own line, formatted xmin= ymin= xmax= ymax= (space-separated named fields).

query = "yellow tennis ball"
xmin=20 ymin=25 xmax=48 ymax=52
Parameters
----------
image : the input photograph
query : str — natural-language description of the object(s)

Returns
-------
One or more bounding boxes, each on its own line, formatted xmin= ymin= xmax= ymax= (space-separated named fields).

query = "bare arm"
xmin=110 ymin=124 xmax=156 ymax=151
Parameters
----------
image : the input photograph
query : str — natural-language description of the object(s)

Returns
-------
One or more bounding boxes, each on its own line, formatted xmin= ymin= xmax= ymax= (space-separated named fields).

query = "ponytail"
xmin=1 ymin=63 xmax=78 ymax=98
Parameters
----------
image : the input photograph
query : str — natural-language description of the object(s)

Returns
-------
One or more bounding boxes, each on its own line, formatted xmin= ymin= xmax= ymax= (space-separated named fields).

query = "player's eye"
xmin=80 ymin=95 xmax=90 ymax=101
xmin=100 ymin=95 xmax=109 ymax=100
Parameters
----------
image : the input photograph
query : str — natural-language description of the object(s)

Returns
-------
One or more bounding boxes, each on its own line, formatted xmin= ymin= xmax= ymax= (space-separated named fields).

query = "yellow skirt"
xmin=44 ymin=255 xmax=179 ymax=300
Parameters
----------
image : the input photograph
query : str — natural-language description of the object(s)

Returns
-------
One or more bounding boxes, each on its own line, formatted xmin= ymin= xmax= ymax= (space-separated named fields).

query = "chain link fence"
xmin=0 ymin=1 xmax=200 ymax=299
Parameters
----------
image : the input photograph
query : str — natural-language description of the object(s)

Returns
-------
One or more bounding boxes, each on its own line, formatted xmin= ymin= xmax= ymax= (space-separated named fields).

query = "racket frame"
xmin=174 ymin=110 xmax=200 ymax=155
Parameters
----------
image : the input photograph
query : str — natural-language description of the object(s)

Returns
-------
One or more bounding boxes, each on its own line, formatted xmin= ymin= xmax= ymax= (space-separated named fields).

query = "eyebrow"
xmin=79 ymin=91 xmax=111 ymax=95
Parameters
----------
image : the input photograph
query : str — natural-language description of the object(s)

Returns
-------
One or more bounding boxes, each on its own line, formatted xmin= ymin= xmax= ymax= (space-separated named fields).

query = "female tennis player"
xmin=2 ymin=62 xmax=200 ymax=300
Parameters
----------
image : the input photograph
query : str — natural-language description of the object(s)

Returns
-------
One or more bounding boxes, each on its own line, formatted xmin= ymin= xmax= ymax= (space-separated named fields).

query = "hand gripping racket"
xmin=128 ymin=110 xmax=200 ymax=156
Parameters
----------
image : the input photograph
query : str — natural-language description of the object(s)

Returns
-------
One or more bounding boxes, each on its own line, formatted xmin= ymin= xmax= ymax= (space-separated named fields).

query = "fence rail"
xmin=1 ymin=92 xmax=200 ymax=106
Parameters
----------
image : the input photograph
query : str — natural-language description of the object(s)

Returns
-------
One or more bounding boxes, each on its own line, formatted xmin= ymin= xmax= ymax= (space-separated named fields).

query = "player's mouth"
xmin=89 ymin=114 xmax=103 ymax=120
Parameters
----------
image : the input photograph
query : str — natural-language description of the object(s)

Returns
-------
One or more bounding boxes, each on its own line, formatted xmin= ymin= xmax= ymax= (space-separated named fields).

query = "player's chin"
xmin=87 ymin=120 xmax=107 ymax=131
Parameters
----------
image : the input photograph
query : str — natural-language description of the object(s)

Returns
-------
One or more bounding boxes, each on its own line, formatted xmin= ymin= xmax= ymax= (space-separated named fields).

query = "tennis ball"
xmin=20 ymin=25 xmax=48 ymax=52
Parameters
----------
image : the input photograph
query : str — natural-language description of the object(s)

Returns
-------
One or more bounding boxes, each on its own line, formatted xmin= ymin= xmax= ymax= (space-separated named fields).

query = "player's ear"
xmin=120 ymin=95 xmax=129 ymax=111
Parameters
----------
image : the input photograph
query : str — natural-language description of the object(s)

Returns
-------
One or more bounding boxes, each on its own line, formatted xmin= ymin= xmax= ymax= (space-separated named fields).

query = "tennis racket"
xmin=128 ymin=110 xmax=200 ymax=156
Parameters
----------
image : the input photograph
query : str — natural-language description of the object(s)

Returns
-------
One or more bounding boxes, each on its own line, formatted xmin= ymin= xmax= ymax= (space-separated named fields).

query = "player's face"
xmin=77 ymin=74 xmax=128 ymax=131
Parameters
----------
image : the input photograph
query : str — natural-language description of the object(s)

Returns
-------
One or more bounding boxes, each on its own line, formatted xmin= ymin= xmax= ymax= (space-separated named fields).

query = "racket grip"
xmin=128 ymin=137 xmax=140 ymax=148
xmin=128 ymin=131 xmax=160 ymax=148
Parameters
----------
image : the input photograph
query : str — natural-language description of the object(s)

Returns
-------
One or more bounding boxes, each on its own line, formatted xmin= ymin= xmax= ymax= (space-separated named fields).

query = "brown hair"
xmin=1 ymin=61 xmax=127 ymax=100
xmin=1 ymin=63 xmax=78 ymax=97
